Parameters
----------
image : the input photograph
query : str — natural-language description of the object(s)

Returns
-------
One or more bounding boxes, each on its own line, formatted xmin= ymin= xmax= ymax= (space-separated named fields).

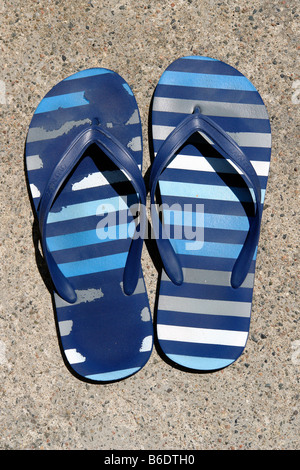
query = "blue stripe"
xmin=163 ymin=225 xmax=248 ymax=248
xmin=159 ymin=339 xmax=244 ymax=360
xmin=160 ymin=281 xmax=253 ymax=303
xmin=47 ymin=188 xmax=137 ymax=216
xmin=170 ymin=239 xmax=257 ymax=260
xmin=35 ymin=91 xmax=89 ymax=114
xmin=161 ymin=195 xmax=256 ymax=218
xmin=164 ymin=225 xmax=247 ymax=245
xmin=157 ymin=310 xmax=250 ymax=331
xmin=153 ymin=142 xmax=271 ymax=162
xmin=58 ymin=252 xmax=127 ymax=278
xmin=47 ymin=223 xmax=133 ymax=252
xmin=184 ymin=56 xmax=218 ymax=61
xmin=153 ymin=139 xmax=271 ymax=160
xmin=167 ymin=57 xmax=244 ymax=76
xmin=56 ymin=268 xmax=125 ymax=300
xmin=85 ymin=367 xmax=140 ymax=381
xmin=164 ymin=210 xmax=251 ymax=231
xmin=192 ymin=226 xmax=247 ymax=245
xmin=163 ymin=168 xmax=268 ymax=190
xmin=177 ymin=252 xmax=256 ymax=273
xmin=45 ymin=77 xmax=116 ymax=99
xmin=46 ymin=209 xmax=130 ymax=237
xmin=166 ymin=354 xmax=234 ymax=370
xmin=159 ymin=72 xmax=257 ymax=91
xmin=52 ymin=186 xmax=136 ymax=210
xmin=47 ymin=196 xmax=129 ymax=224
xmin=159 ymin=180 xmax=264 ymax=203
xmin=52 ymin=240 xmax=130 ymax=264
xmin=64 ymin=68 xmax=113 ymax=81
xmin=168 ymin=58 xmax=241 ymax=75
xmin=154 ymin=84 xmax=264 ymax=105
xmin=122 ymin=83 xmax=134 ymax=96
xmin=152 ymin=112 xmax=271 ymax=133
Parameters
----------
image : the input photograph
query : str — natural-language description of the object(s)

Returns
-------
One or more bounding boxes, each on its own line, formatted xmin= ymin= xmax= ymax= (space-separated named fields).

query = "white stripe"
xmin=30 ymin=183 xmax=40 ymax=198
xmin=71 ymin=166 xmax=141 ymax=191
xmin=139 ymin=335 xmax=153 ymax=352
xmin=157 ymin=324 xmax=248 ymax=347
xmin=64 ymin=348 xmax=86 ymax=364
xmin=167 ymin=154 xmax=270 ymax=176
xmin=152 ymin=125 xmax=271 ymax=148
xmin=72 ymin=170 xmax=128 ymax=191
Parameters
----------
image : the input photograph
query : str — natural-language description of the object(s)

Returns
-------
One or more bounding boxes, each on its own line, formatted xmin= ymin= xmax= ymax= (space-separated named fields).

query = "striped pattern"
xmin=25 ymin=68 xmax=153 ymax=382
xmin=152 ymin=56 xmax=271 ymax=371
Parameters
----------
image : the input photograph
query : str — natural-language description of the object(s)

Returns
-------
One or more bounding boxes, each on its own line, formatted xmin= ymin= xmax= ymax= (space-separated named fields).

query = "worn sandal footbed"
xmin=25 ymin=68 xmax=153 ymax=382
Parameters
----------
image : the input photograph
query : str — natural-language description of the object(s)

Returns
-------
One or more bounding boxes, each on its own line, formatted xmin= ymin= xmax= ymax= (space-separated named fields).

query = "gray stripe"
xmin=126 ymin=109 xmax=140 ymax=125
xmin=127 ymin=136 xmax=142 ymax=152
xmin=152 ymin=125 xmax=271 ymax=148
xmin=26 ymin=154 xmax=43 ymax=171
xmin=161 ymin=268 xmax=254 ymax=289
xmin=27 ymin=118 xmax=92 ymax=143
xmin=120 ymin=278 xmax=146 ymax=295
xmin=59 ymin=320 xmax=73 ymax=336
xmin=54 ymin=287 xmax=104 ymax=309
xmin=230 ymin=132 xmax=271 ymax=148
xmin=153 ymin=97 xmax=269 ymax=120
xmin=158 ymin=295 xmax=251 ymax=317
xmin=141 ymin=306 xmax=151 ymax=322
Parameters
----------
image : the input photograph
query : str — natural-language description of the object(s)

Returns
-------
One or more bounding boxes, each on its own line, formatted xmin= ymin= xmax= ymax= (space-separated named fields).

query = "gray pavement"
xmin=0 ymin=0 xmax=299 ymax=450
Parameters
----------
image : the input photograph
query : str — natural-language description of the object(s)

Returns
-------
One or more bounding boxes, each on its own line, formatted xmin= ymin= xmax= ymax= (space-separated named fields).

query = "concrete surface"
xmin=0 ymin=0 xmax=299 ymax=451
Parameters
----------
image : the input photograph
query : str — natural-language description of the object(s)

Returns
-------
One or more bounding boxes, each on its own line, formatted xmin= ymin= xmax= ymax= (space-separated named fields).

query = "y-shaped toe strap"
xmin=149 ymin=108 xmax=262 ymax=289
xmin=38 ymin=120 xmax=147 ymax=303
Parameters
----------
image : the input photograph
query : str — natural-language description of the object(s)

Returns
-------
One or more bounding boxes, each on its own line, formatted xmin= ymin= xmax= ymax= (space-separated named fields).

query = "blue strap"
xmin=38 ymin=120 xmax=147 ymax=303
xmin=150 ymin=109 xmax=262 ymax=289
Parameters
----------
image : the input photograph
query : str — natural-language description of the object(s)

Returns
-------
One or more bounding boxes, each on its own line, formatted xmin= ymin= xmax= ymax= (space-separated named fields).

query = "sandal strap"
xmin=149 ymin=108 xmax=262 ymax=289
xmin=38 ymin=120 xmax=147 ymax=303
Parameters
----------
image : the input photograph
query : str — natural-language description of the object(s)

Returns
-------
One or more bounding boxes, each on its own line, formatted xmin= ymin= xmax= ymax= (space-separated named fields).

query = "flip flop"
xmin=25 ymin=68 xmax=153 ymax=382
xmin=150 ymin=56 xmax=271 ymax=371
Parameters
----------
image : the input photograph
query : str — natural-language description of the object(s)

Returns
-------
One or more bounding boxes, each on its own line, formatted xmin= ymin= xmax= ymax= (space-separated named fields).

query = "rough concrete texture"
xmin=0 ymin=0 xmax=299 ymax=450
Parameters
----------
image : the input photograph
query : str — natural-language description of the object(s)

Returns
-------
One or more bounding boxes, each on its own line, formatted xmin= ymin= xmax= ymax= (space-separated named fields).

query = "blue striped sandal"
xmin=25 ymin=69 xmax=153 ymax=382
xmin=150 ymin=56 xmax=271 ymax=371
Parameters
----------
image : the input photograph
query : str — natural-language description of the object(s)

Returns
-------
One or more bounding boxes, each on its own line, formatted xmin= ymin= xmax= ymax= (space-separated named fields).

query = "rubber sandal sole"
xmin=151 ymin=56 xmax=271 ymax=371
xmin=25 ymin=68 xmax=153 ymax=382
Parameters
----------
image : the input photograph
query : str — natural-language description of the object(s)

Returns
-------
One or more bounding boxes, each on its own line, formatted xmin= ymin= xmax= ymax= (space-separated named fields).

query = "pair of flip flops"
xmin=25 ymin=56 xmax=271 ymax=383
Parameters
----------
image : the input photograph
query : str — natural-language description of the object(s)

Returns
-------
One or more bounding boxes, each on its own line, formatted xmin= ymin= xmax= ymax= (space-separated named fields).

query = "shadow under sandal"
xmin=150 ymin=56 xmax=271 ymax=371
xmin=25 ymin=68 xmax=153 ymax=383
